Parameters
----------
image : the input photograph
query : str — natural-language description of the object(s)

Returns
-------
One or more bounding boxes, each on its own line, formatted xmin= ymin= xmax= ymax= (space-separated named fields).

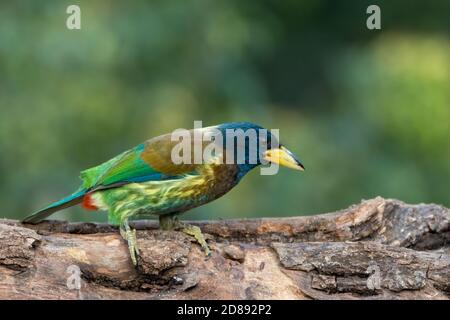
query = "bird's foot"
xmin=120 ymin=220 xmax=139 ymax=266
xmin=179 ymin=223 xmax=211 ymax=258
xmin=159 ymin=214 xmax=211 ymax=258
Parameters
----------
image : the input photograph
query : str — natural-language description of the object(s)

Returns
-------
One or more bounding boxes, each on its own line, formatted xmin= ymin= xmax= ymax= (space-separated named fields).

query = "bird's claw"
xmin=120 ymin=220 xmax=139 ymax=266
xmin=180 ymin=224 xmax=211 ymax=258
xmin=160 ymin=215 xmax=211 ymax=258
xmin=127 ymin=228 xmax=139 ymax=266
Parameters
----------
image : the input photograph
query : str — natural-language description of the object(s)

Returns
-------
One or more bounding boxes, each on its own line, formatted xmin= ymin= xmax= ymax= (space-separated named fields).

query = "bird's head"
xmin=215 ymin=122 xmax=305 ymax=175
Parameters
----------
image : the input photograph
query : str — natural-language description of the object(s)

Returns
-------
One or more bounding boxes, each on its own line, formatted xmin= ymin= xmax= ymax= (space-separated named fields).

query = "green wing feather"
xmin=80 ymin=144 xmax=155 ymax=189
xmin=80 ymin=134 xmax=198 ymax=190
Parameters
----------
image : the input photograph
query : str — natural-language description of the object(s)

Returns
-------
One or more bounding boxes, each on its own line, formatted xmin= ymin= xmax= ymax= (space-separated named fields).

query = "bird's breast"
xmin=176 ymin=163 xmax=240 ymax=202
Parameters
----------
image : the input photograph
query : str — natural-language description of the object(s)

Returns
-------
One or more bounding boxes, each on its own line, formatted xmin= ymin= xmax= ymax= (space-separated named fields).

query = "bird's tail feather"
xmin=22 ymin=189 xmax=86 ymax=224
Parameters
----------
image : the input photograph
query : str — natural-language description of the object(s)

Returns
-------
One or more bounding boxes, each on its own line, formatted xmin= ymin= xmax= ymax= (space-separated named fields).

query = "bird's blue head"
xmin=215 ymin=122 xmax=305 ymax=179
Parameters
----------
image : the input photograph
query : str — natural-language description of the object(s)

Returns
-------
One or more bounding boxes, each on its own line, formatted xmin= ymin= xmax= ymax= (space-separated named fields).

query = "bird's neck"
xmin=236 ymin=163 xmax=260 ymax=181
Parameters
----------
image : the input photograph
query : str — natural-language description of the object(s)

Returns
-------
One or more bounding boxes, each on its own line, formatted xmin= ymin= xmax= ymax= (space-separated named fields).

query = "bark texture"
xmin=0 ymin=197 xmax=449 ymax=300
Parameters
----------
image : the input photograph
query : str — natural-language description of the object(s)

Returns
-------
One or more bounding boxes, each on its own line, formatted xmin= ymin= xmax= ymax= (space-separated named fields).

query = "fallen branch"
xmin=0 ymin=197 xmax=448 ymax=299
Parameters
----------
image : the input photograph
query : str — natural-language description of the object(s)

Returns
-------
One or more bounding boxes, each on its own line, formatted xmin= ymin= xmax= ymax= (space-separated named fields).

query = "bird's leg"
xmin=159 ymin=214 xmax=211 ymax=257
xmin=179 ymin=222 xmax=211 ymax=257
xmin=120 ymin=218 xmax=139 ymax=266
xmin=159 ymin=213 xmax=177 ymax=231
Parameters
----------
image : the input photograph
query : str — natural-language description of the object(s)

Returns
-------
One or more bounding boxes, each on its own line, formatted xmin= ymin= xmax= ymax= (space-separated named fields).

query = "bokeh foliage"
xmin=0 ymin=0 xmax=449 ymax=222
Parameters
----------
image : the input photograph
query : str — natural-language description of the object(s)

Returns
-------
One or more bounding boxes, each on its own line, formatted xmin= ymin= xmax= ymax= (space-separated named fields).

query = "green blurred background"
xmin=0 ymin=1 xmax=449 ymax=222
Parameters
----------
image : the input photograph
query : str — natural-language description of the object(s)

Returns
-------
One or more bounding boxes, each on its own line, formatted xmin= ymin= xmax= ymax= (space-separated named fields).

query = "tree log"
xmin=0 ymin=197 xmax=449 ymax=300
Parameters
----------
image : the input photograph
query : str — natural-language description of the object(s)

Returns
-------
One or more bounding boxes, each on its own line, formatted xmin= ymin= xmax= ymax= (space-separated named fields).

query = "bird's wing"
xmin=80 ymin=133 xmax=198 ymax=190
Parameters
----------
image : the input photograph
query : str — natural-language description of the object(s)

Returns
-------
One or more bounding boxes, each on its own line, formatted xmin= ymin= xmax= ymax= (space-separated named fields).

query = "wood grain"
xmin=0 ymin=197 xmax=448 ymax=299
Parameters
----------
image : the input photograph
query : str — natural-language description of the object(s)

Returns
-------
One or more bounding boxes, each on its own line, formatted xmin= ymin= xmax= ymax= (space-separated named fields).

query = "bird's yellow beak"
xmin=263 ymin=146 xmax=305 ymax=171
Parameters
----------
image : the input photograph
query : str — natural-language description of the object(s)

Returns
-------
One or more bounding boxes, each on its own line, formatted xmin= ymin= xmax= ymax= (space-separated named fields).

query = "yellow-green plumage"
xmin=93 ymin=162 xmax=238 ymax=225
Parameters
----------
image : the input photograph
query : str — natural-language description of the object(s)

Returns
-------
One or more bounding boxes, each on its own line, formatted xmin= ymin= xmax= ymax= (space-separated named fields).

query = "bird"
xmin=23 ymin=122 xmax=304 ymax=265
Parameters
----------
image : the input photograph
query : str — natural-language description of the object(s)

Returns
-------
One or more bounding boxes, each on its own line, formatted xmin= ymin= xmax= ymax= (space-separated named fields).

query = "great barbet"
xmin=23 ymin=122 xmax=304 ymax=265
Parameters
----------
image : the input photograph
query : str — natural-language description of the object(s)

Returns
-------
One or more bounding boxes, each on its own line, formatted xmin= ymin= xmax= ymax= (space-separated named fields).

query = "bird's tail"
xmin=22 ymin=189 xmax=86 ymax=224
